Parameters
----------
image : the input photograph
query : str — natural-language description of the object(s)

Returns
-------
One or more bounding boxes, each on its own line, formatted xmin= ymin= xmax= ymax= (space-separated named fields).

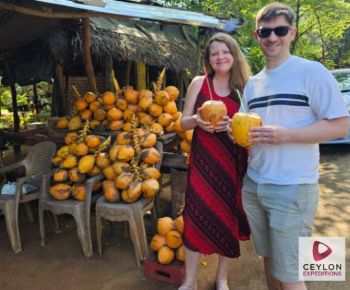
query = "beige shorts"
xmin=242 ymin=175 xmax=319 ymax=283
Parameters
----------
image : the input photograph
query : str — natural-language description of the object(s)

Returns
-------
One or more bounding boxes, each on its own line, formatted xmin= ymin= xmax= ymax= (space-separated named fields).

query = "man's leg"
xmin=260 ymin=183 xmax=319 ymax=290
xmin=264 ymin=257 xmax=281 ymax=290
xmin=242 ymin=176 xmax=273 ymax=289
xmin=280 ymin=281 xmax=306 ymax=290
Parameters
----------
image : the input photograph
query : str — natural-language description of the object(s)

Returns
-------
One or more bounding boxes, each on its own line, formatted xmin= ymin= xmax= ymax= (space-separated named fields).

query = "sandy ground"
xmin=0 ymin=145 xmax=349 ymax=290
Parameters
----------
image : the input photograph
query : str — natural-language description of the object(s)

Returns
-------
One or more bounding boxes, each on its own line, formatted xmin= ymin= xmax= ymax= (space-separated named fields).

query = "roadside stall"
xmin=0 ymin=0 xmax=240 ymax=286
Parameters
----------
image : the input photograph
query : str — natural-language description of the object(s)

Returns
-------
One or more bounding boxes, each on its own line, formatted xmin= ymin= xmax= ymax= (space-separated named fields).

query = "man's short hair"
xmin=256 ymin=2 xmax=295 ymax=27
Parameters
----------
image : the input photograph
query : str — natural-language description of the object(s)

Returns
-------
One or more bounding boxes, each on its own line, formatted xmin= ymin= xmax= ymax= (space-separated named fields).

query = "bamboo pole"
xmin=136 ymin=62 xmax=146 ymax=90
xmin=82 ymin=18 xmax=97 ymax=94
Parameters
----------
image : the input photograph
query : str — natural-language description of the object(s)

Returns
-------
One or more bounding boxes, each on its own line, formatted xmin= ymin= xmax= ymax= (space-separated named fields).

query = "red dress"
xmin=182 ymin=76 xmax=250 ymax=258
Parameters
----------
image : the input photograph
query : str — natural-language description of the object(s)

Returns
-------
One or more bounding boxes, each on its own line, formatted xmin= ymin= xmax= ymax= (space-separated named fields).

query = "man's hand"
xmin=249 ymin=125 xmax=290 ymax=145
xmin=225 ymin=118 xmax=235 ymax=142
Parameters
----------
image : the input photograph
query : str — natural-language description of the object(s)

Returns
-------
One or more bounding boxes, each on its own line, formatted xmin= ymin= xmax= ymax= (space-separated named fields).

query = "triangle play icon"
xmin=312 ymin=241 xmax=332 ymax=261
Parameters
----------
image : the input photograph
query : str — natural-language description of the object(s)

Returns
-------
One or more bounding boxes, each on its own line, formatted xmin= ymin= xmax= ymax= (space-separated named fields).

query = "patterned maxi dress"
xmin=182 ymin=76 xmax=250 ymax=258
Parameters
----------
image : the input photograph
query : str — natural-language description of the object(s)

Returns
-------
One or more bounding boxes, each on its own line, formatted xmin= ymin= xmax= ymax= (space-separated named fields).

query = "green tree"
xmin=164 ymin=0 xmax=350 ymax=72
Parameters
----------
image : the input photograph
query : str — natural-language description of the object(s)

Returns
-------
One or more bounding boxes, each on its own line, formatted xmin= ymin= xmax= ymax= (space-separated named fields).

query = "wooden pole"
xmin=55 ymin=62 xmax=67 ymax=116
xmin=10 ymin=84 xmax=21 ymax=155
xmin=33 ymin=82 xmax=40 ymax=114
xmin=82 ymin=18 xmax=97 ymax=94
xmin=104 ymin=55 xmax=114 ymax=92
xmin=125 ymin=61 xmax=132 ymax=86
xmin=10 ymin=84 xmax=20 ymax=133
xmin=177 ymin=71 xmax=185 ymax=112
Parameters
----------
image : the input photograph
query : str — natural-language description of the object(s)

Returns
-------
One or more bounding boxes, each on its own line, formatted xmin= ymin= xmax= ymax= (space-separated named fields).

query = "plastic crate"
xmin=144 ymin=253 xmax=185 ymax=285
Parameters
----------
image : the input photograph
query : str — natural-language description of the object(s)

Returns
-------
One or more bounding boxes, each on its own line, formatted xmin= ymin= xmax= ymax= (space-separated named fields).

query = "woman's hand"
xmin=195 ymin=108 xmax=215 ymax=133
xmin=214 ymin=116 xmax=230 ymax=133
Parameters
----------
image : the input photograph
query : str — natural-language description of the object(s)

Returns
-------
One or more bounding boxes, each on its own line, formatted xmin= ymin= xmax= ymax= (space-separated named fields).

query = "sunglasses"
xmin=256 ymin=26 xmax=291 ymax=38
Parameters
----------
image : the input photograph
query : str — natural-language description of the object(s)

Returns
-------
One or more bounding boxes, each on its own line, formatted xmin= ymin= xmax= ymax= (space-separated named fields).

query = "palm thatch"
xmin=72 ymin=18 xmax=198 ymax=72
xmin=1 ymin=17 xmax=198 ymax=86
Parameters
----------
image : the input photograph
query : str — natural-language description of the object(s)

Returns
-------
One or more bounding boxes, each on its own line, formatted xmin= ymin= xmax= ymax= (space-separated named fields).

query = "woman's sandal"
xmin=178 ymin=286 xmax=196 ymax=290
xmin=178 ymin=282 xmax=197 ymax=290
xmin=215 ymin=279 xmax=229 ymax=290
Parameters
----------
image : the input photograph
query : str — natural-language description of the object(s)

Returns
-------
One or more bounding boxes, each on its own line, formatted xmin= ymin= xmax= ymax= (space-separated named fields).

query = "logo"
xmin=299 ymin=237 xmax=345 ymax=281
xmin=312 ymin=241 xmax=332 ymax=261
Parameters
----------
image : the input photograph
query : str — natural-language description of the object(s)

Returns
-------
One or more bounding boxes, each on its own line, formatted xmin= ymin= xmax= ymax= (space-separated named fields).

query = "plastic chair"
xmin=0 ymin=141 xmax=57 ymax=253
xmin=96 ymin=141 xmax=163 ymax=266
xmin=39 ymin=172 xmax=104 ymax=257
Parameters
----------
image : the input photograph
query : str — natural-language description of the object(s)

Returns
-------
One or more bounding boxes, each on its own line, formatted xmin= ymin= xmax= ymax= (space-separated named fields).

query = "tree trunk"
xmin=315 ymin=12 xmax=326 ymax=63
xmin=82 ymin=18 xmax=97 ymax=94
xmin=291 ymin=0 xmax=301 ymax=53
xmin=195 ymin=30 xmax=202 ymax=76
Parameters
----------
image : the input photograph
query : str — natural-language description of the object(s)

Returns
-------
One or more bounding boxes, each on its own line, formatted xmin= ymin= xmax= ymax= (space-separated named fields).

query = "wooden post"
xmin=82 ymin=18 xmax=97 ymax=94
xmin=10 ymin=84 xmax=20 ymax=133
xmin=104 ymin=55 xmax=114 ymax=92
xmin=136 ymin=61 xmax=146 ymax=90
xmin=33 ymin=82 xmax=40 ymax=114
xmin=125 ymin=61 xmax=132 ymax=86
xmin=55 ymin=62 xmax=67 ymax=116
xmin=177 ymin=71 xmax=185 ymax=112
xmin=10 ymin=84 xmax=21 ymax=155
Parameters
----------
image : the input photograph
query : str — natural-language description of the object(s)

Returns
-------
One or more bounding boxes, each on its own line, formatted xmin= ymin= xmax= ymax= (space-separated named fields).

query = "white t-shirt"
xmin=243 ymin=55 xmax=349 ymax=185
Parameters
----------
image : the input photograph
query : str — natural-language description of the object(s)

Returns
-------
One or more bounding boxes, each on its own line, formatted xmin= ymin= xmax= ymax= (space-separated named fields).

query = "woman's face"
xmin=209 ymin=41 xmax=234 ymax=74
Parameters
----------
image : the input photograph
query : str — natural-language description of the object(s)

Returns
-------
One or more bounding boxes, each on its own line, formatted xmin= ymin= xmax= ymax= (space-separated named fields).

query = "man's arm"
xmin=249 ymin=117 xmax=350 ymax=145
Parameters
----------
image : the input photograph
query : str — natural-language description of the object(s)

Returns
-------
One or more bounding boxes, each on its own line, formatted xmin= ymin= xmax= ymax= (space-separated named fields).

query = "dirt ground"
xmin=0 ymin=145 xmax=349 ymax=290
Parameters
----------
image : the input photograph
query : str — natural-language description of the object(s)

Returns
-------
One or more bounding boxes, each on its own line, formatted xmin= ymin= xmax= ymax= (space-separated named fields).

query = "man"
xmin=241 ymin=3 xmax=349 ymax=290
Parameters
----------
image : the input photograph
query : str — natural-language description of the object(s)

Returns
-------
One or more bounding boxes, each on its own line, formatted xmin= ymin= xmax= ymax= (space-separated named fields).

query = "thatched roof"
xmin=74 ymin=18 xmax=198 ymax=72
xmin=1 ymin=16 xmax=198 ymax=86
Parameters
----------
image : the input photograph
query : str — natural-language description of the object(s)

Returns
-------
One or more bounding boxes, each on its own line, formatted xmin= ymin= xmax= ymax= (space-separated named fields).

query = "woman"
xmin=179 ymin=33 xmax=251 ymax=290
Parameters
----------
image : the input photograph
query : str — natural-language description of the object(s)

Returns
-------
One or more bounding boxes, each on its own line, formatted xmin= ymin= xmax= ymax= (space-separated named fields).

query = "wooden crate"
xmin=144 ymin=253 xmax=185 ymax=286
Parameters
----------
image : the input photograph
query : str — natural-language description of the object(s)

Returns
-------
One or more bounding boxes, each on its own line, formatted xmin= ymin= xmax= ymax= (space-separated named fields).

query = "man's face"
xmin=254 ymin=15 xmax=296 ymax=61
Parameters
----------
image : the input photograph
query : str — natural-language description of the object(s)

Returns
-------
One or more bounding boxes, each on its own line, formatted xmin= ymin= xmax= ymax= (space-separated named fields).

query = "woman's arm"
xmin=180 ymin=76 xmax=215 ymax=133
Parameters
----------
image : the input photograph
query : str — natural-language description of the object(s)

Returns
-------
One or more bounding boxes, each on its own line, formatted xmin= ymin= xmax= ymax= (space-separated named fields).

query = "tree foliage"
xmin=164 ymin=0 xmax=350 ymax=73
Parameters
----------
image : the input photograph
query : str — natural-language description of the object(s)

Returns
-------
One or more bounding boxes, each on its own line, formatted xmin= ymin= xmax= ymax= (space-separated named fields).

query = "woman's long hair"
xmin=203 ymin=33 xmax=252 ymax=94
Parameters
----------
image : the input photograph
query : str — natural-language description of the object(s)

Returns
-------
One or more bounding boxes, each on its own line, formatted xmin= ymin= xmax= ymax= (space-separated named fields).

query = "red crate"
xmin=144 ymin=253 xmax=185 ymax=286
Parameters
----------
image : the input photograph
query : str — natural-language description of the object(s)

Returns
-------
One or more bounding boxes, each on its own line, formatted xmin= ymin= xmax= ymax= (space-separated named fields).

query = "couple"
xmin=179 ymin=3 xmax=349 ymax=290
